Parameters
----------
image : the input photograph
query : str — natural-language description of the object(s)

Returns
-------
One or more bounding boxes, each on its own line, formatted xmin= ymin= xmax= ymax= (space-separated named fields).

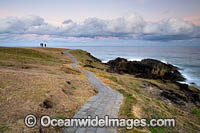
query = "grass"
xmin=146 ymin=118 xmax=166 ymax=133
xmin=0 ymin=124 xmax=9 ymax=132
xmin=72 ymin=85 xmax=78 ymax=90
xmin=128 ymin=82 xmax=141 ymax=94
xmin=0 ymin=47 xmax=56 ymax=63
xmin=61 ymin=66 xmax=81 ymax=74
xmin=103 ymin=75 xmax=118 ymax=83
xmin=56 ymin=115 xmax=66 ymax=120
xmin=192 ymin=108 xmax=200 ymax=119
xmin=70 ymin=49 xmax=107 ymax=70
xmin=0 ymin=47 xmax=96 ymax=133
xmin=149 ymin=126 xmax=165 ymax=133
xmin=142 ymin=105 xmax=164 ymax=118
xmin=119 ymin=89 xmax=137 ymax=117
xmin=67 ymin=110 xmax=73 ymax=116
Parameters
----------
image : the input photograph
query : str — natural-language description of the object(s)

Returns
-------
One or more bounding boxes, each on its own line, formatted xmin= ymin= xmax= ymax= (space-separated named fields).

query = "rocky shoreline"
xmin=105 ymin=57 xmax=200 ymax=107
xmin=106 ymin=57 xmax=185 ymax=82
xmin=83 ymin=54 xmax=200 ymax=108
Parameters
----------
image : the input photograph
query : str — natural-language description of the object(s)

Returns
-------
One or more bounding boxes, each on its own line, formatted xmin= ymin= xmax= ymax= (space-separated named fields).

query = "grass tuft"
xmin=119 ymin=89 xmax=137 ymax=117
xmin=192 ymin=108 xmax=200 ymax=119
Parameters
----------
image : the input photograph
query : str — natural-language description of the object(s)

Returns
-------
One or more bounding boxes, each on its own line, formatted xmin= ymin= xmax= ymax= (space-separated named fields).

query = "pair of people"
xmin=40 ymin=43 xmax=47 ymax=47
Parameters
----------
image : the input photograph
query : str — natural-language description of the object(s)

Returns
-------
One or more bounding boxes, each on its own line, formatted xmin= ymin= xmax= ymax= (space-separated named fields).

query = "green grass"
xmin=67 ymin=110 xmax=73 ymax=116
xmin=149 ymin=126 xmax=165 ymax=133
xmin=143 ymin=106 xmax=164 ymax=118
xmin=0 ymin=123 xmax=9 ymax=132
xmin=72 ymin=85 xmax=78 ymax=90
xmin=70 ymin=49 xmax=107 ymax=70
xmin=103 ymin=75 xmax=118 ymax=83
xmin=56 ymin=115 xmax=66 ymax=120
xmin=0 ymin=47 xmax=57 ymax=64
xmin=154 ymin=100 xmax=162 ymax=108
xmin=128 ymin=82 xmax=141 ymax=94
xmin=146 ymin=118 xmax=166 ymax=133
xmin=46 ymin=90 xmax=51 ymax=93
xmin=119 ymin=89 xmax=137 ymax=117
xmin=192 ymin=108 xmax=200 ymax=119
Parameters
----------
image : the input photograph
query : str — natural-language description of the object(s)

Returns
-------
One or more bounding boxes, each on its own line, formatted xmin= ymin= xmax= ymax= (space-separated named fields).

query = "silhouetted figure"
xmin=45 ymin=44 xmax=46 ymax=47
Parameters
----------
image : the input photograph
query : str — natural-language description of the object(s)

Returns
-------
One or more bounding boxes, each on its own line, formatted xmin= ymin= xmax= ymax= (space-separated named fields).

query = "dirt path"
xmin=63 ymin=50 xmax=123 ymax=133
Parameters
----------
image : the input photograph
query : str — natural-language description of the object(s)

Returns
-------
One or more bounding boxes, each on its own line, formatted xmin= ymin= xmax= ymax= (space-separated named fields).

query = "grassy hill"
xmin=0 ymin=47 xmax=95 ymax=132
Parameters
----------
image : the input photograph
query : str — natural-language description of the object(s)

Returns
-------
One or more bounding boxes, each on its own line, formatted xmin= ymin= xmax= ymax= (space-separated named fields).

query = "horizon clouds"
xmin=0 ymin=14 xmax=200 ymax=44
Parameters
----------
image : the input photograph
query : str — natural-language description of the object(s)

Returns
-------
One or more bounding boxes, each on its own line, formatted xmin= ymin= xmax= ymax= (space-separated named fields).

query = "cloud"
xmin=142 ymin=18 xmax=200 ymax=41
xmin=0 ymin=14 xmax=200 ymax=42
xmin=62 ymin=19 xmax=73 ymax=24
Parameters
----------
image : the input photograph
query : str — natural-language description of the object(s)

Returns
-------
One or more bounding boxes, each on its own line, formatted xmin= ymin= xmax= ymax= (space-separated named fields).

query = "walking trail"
xmin=63 ymin=50 xmax=123 ymax=133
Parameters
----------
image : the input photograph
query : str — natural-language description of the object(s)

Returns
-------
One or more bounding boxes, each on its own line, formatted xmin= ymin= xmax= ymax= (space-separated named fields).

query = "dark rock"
xmin=107 ymin=58 xmax=185 ymax=82
xmin=66 ymin=81 xmax=71 ymax=85
xmin=61 ymin=52 xmax=64 ymax=54
xmin=40 ymin=99 xmax=53 ymax=109
xmin=158 ymin=82 xmax=200 ymax=107
xmin=86 ymin=59 xmax=93 ymax=64
xmin=83 ymin=64 xmax=95 ymax=68
xmin=175 ymin=82 xmax=200 ymax=107
xmin=21 ymin=66 xmax=30 ymax=69
xmin=161 ymin=90 xmax=188 ymax=104
xmin=190 ymin=82 xmax=196 ymax=85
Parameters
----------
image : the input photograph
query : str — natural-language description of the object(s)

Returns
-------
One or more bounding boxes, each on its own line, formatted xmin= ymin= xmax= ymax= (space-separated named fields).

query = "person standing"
xmin=45 ymin=44 xmax=46 ymax=47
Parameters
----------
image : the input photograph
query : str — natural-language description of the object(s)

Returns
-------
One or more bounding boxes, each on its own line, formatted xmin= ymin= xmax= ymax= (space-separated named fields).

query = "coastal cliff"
xmin=107 ymin=57 xmax=185 ymax=82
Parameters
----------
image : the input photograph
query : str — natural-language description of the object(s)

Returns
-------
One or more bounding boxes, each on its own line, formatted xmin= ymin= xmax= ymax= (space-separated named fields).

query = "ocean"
xmin=66 ymin=46 xmax=200 ymax=89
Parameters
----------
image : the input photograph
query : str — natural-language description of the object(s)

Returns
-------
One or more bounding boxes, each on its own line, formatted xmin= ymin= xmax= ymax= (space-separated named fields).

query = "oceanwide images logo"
xmin=24 ymin=114 xmax=176 ymax=129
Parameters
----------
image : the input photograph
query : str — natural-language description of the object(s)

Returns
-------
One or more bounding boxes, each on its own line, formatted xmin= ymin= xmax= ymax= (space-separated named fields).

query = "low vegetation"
xmin=0 ymin=47 xmax=95 ymax=132
xmin=119 ymin=89 xmax=137 ymax=117
xmin=1 ymin=48 xmax=199 ymax=133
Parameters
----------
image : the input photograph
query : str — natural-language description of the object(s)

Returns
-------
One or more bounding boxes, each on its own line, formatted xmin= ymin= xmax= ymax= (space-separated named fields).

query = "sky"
xmin=0 ymin=0 xmax=200 ymax=46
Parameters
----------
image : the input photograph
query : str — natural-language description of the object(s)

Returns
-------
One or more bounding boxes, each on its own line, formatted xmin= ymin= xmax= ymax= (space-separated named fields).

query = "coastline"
xmin=102 ymin=57 xmax=200 ymax=89
xmin=64 ymin=45 xmax=200 ymax=90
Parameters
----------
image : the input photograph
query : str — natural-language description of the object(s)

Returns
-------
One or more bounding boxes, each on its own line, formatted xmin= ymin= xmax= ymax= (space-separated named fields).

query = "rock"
xmin=158 ymin=82 xmax=200 ymax=107
xmin=190 ymin=82 xmax=196 ymax=85
xmin=40 ymin=99 xmax=53 ymax=109
xmin=61 ymin=52 xmax=64 ymax=54
xmin=83 ymin=64 xmax=95 ymax=68
xmin=175 ymin=82 xmax=200 ymax=107
xmin=160 ymin=90 xmax=187 ymax=105
xmin=107 ymin=58 xmax=185 ymax=82
xmin=21 ymin=66 xmax=30 ymax=69
xmin=86 ymin=59 xmax=93 ymax=64
xmin=66 ymin=81 xmax=71 ymax=85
